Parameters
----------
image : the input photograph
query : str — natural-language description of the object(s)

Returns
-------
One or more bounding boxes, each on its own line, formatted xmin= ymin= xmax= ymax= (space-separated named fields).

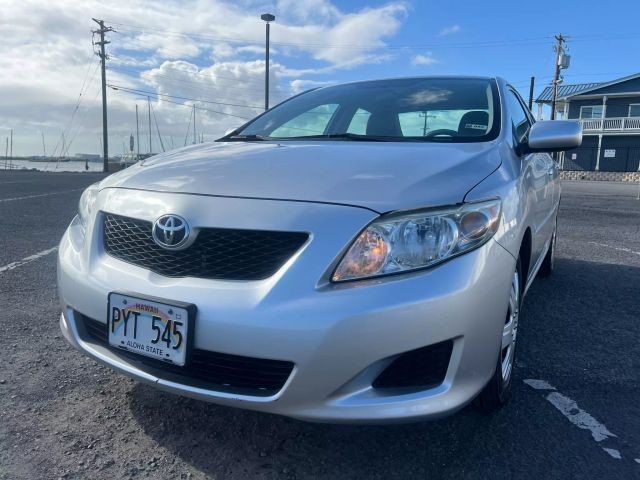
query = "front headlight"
xmin=78 ymin=183 xmax=100 ymax=231
xmin=332 ymin=198 xmax=501 ymax=282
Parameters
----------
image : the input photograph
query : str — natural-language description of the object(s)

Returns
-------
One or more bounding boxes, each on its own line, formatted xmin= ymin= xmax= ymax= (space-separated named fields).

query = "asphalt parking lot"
xmin=0 ymin=171 xmax=638 ymax=480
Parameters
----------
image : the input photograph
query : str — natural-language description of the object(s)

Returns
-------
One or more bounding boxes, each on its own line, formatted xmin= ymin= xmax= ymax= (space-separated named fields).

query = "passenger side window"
xmin=506 ymin=90 xmax=532 ymax=145
xmin=270 ymin=104 xmax=339 ymax=137
xmin=346 ymin=108 xmax=371 ymax=135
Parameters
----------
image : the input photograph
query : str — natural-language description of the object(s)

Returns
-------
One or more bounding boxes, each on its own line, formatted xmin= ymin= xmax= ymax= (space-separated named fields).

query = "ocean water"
xmin=2 ymin=160 xmax=106 ymax=172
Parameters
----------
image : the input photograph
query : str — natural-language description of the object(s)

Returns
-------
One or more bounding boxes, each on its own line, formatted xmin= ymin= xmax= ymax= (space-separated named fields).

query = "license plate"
xmin=108 ymin=293 xmax=194 ymax=366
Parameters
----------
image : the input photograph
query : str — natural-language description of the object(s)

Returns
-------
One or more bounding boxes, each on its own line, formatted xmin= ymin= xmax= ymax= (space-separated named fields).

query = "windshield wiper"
xmin=284 ymin=133 xmax=391 ymax=142
xmin=223 ymin=134 xmax=271 ymax=141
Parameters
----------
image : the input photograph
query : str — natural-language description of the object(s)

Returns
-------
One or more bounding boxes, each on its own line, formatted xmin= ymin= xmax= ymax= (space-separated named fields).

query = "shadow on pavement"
xmin=127 ymin=257 xmax=639 ymax=479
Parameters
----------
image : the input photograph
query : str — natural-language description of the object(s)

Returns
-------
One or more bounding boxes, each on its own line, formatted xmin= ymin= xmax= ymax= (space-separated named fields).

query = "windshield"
xmin=231 ymin=77 xmax=500 ymax=142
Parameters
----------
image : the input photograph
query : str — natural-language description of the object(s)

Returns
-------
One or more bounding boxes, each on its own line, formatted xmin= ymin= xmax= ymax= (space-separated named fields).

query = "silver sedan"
xmin=58 ymin=76 xmax=581 ymax=423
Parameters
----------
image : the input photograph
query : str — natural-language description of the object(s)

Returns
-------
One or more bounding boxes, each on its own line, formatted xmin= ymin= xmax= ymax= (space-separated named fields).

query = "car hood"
xmin=101 ymin=141 xmax=501 ymax=213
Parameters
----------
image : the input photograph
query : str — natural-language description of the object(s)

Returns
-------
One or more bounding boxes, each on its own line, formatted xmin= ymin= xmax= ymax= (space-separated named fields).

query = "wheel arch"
xmin=518 ymin=227 xmax=532 ymax=290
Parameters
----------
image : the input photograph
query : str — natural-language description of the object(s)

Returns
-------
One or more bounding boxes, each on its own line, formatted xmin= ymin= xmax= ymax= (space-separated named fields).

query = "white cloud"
xmin=276 ymin=0 xmax=341 ymax=23
xmin=236 ymin=45 xmax=268 ymax=55
xmin=210 ymin=43 xmax=237 ymax=61
xmin=439 ymin=24 xmax=461 ymax=36
xmin=411 ymin=53 xmax=437 ymax=66
xmin=0 ymin=0 xmax=410 ymax=156
xmin=289 ymin=79 xmax=336 ymax=94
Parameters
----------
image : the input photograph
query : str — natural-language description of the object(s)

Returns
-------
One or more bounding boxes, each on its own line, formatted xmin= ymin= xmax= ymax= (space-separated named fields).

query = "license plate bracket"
xmin=107 ymin=292 xmax=196 ymax=367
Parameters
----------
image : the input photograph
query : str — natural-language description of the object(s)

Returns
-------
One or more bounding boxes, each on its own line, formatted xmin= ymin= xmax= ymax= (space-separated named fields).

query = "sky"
xmin=1 ymin=0 xmax=639 ymax=157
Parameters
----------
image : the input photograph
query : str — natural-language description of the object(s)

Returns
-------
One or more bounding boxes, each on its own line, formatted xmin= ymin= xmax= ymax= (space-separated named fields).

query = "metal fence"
xmin=559 ymin=146 xmax=640 ymax=172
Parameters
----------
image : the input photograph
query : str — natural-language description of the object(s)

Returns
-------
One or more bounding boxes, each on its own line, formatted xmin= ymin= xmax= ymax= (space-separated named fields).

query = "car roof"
xmin=312 ymin=76 xmax=500 ymax=90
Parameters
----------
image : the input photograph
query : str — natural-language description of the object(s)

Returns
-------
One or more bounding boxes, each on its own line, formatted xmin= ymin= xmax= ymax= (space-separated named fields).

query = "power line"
xmin=110 ymin=69 xmax=281 ymax=98
xmin=42 ymin=81 xmax=102 ymax=171
xmin=108 ymin=21 xmax=557 ymax=50
xmin=60 ymin=86 xmax=103 ymax=162
xmin=107 ymin=21 xmax=640 ymax=56
xmin=108 ymin=66 xmax=287 ymax=105
xmin=110 ymin=87 xmax=252 ymax=120
xmin=107 ymin=84 xmax=263 ymax=109
xmin=50 ymin=60 xmax=101 ymax=158
xmin=109 ymin=63 xmax=272 ymax=89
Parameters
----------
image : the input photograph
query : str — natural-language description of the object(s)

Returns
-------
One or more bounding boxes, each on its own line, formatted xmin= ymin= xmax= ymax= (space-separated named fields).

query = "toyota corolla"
xmin=58 ymin=76 xmax=581 ymax=422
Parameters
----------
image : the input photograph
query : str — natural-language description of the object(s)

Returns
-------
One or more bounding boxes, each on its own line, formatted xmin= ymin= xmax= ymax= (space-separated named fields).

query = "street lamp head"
xmin=261 ymin=13 xmax=275 ymax=22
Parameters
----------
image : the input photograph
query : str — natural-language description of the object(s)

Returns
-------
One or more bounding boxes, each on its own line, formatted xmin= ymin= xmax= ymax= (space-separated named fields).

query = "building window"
xmin=579 ymin=105 xmax=603 ymax=119
xmin=629 ymin=104 xmax=640 ymax=117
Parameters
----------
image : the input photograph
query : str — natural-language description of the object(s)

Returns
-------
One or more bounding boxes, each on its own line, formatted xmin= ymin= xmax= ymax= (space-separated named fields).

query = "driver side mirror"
xmin=524 ymin=120 xmax=582 ymax=153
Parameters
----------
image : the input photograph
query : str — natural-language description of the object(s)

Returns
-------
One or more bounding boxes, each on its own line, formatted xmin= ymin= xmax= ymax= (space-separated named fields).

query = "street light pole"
xmin=261 ymin=13 xmax=275 ymax=111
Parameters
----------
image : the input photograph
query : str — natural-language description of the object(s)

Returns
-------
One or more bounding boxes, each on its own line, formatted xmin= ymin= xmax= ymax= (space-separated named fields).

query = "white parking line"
xmin=603 ymin=448 xmax=622 ymax=459
xmin=524 ymin=379 xmax=635 ymax=462
xmin=0 ymin=247 xmax=58 ymax=275
xmin=0 ymin=188 xmax=82 ymax=203
xmin=545 ymin=391 xmax=616 ymax=442
xmin=522 ymin=379 xmax=555 ymax=390
xmin=588 ymin=241 xmax=640 ymax=256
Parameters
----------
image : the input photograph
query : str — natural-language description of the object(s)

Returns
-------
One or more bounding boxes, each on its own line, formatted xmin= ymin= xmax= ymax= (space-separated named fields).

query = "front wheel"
xmin=475 ymin=257 xmax=521 ymax=412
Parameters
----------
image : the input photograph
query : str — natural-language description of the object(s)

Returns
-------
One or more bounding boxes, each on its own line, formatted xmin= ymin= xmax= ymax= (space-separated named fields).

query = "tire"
xmin=475 ymin=257 xmax=522 ymax=412
xmin=539 ymin=219 xmax=557 ymax=277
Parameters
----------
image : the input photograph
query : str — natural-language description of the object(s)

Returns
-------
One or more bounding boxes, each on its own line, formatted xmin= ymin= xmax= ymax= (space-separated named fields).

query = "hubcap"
xmin=501 ymin=270 xmax=520 ymax=383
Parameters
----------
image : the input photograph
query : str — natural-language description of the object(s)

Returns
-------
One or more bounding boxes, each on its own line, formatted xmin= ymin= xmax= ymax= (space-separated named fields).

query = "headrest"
xmin=458 ymin=111 xmax=489 ymax=136
xmin=366 ymin=111 xmax=403 ymax=137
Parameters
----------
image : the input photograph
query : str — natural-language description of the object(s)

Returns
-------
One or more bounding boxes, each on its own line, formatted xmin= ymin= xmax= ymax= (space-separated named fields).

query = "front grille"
xmin=372 ymin=340 xmax=453 ymax=390
xmin=78 ymin=313 xmax=294 ymax=397
xmin=103 ymin=213 xmax=308 ymax=281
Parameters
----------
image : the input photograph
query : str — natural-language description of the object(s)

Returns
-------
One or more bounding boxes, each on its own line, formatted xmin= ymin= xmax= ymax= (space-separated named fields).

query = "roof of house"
xmin=536 ymin=72 xmax=640 ymax=103
xmin=536 ymin=82 xmax=603 ymax=102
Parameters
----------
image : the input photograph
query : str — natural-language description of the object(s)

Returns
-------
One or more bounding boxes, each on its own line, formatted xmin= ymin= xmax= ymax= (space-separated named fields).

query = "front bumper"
xmin=58 ymin=190 xmax=516 ymax=423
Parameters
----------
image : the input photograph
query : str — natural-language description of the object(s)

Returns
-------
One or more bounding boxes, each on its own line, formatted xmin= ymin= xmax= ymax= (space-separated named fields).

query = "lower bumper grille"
xmin=372 ymin=340 xmax=453 ymax=390
xmin=77 ymin=312 xmax=294 ymax=397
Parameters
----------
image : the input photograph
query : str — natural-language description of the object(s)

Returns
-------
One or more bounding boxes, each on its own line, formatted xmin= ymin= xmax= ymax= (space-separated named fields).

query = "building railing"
xmin=579 ymin=117 xmax=640 ymax=132
xmin=558 ymin=146 xmax=640 ymax=172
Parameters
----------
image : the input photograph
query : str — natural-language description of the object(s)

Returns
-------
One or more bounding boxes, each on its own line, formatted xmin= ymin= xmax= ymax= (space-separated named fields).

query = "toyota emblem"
xmin=152 ymin=214 xmax=190 ymax=250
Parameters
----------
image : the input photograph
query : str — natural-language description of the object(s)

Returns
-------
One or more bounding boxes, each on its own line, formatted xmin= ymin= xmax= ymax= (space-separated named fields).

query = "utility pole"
xmin=550 ymin=34 xmax=567 ymax=120
xmin=9 ymin=129 xmax=13 ymax=158
xmin=528 ymin=76 xmax=535 ymax=111
xmin=147 ymin=96 xmax=152 ymax=154
xmin=135 ymin=104 xmax=140 ymax=159
xmin=92 ymin=18 xmax=114 ymax=172
xmin=261 ymin=14 xmax=275 ymax=111
xmin=419 ymin=112 xmax=435 ymax=136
